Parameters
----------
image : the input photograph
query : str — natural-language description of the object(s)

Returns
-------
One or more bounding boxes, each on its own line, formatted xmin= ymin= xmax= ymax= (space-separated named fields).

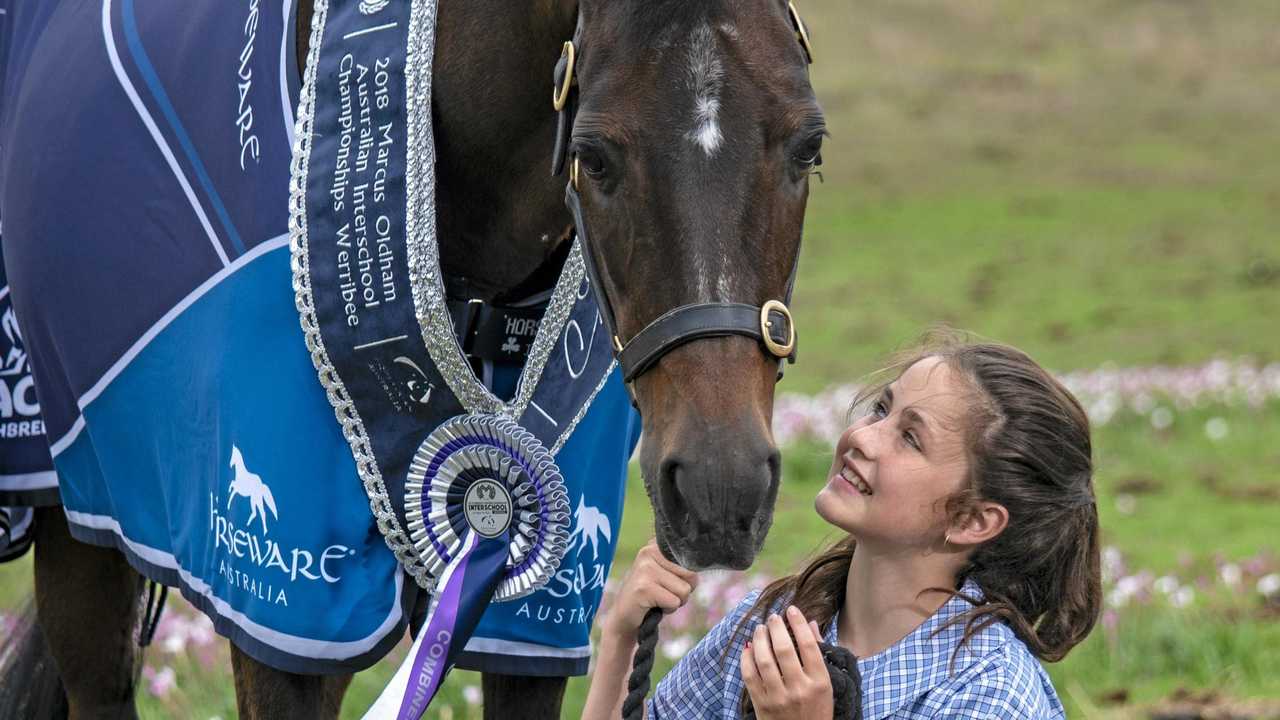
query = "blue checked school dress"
xmin=648 ymin=580 xmax=1066 ymax=719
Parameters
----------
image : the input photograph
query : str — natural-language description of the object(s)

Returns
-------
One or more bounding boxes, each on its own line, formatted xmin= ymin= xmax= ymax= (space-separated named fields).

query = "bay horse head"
xmin=558 ymin=0 xmax=824 ymax=569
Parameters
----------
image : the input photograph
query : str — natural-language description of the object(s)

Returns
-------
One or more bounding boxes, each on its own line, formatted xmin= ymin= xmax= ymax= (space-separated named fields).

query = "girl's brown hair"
xmin=744 ymin=330 xmax=1102 ymax=664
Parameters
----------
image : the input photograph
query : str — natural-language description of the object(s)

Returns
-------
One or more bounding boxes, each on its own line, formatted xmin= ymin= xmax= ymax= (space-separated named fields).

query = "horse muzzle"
xmin=636 ymin=336 xmax=783 ymax=571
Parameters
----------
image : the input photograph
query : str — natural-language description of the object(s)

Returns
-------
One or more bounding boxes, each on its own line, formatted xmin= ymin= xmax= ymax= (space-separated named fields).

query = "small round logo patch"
xmin=463 ymin=479 xmax=513 ymax=539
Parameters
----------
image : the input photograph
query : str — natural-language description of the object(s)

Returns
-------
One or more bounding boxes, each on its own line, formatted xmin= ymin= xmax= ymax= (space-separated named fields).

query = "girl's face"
xmin=815 ymin=356 xmax=974 ymax=550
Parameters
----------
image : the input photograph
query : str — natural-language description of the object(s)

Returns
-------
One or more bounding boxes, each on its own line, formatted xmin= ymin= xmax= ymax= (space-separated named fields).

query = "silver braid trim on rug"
xmin=289 ymin=0 xmax=432 ymax=590
xmin=512 ymin=245 xmax=590 ymax=418
xmin=403 ymin=14 xmax=590 ymax=421
xmin=550 ymin=356 xmax=618 ymax=456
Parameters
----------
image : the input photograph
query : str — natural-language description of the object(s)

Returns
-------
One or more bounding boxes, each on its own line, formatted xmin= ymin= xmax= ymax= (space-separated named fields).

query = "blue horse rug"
xmin=0 ymin=0 xmax=638 ymax=676
xmin=0 ymin=226 xmax=53 ymax=560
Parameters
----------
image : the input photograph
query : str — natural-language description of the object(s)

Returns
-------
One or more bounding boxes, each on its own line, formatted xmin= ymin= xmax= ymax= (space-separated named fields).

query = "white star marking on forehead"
xmin=685 ymin=24 xmax=724 ymax=157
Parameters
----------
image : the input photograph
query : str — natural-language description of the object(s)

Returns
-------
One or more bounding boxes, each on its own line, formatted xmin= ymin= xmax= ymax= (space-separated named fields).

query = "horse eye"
xmin=575 ymin=148 xmax=608 ymax=177
xmin=794 ymin=136 xmax=824 ymax=167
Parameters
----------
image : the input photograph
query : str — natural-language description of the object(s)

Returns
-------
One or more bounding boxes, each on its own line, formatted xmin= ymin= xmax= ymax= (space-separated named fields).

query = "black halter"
xmin=551 ymin=5 xmax=815 ymax=391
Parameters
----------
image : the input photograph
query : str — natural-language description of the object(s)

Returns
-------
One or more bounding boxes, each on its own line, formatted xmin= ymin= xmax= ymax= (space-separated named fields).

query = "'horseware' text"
xmin=237 ymin=0 xmax=261 ymax=170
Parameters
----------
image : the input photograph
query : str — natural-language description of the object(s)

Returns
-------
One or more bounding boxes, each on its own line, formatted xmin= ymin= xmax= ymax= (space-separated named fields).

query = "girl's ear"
xmin=948 ymin=501 xmax=1009 ymax=547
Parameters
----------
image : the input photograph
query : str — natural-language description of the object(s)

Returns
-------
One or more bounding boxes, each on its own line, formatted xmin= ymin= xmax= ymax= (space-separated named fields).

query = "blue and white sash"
xmin=291 ymin=0 xmax=616 ymax=713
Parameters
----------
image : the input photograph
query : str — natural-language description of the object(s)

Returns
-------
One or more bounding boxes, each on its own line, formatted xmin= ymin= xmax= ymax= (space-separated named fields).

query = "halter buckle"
xmin=760 ymin=300 xmax=796 ymax=358
xmin=553 ymin=41 xmax=577 ymax=112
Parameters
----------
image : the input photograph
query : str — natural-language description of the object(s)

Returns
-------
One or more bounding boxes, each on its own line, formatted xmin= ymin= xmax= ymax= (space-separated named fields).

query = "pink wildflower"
xmin=142 ymin=665 xmax=176 ymax=698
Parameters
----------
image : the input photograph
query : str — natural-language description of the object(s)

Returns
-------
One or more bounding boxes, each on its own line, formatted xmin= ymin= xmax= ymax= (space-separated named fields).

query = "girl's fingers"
xmin=646 ymin=587 xmax=683 ymax=613
xmin=634 ymin=535 xmax=696 ymax=573
xmin=636 ymin=540 xmax=698 ymax=586
xmin=739 ymin=642 xmax=763 ymax=698
xmin=786 ymin=606 xmax=825 ymax=672
xmin=653 ymin=551 xmax=699 ymax=583
xmin=751 ymin=623 xmax=786 ymax=696
xmin=766 ymin=612 xmax=804 ymax=681
xmin=652 ymin=572 xmax=694 ymax=602
xmin=629 ymin=564 xmax=693 ymax=607
xmin=809 ymin=620 xmax=821 ymax=640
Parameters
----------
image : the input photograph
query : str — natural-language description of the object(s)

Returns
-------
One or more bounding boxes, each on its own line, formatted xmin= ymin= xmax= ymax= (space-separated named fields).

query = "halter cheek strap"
xmin=565 ymin=178 xmax=799 ymax=389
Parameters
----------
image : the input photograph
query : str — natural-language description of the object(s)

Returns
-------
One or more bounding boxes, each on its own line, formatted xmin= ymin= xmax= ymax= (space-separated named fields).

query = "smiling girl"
xmin=584 ymin=336 xmax=1102 ymax=719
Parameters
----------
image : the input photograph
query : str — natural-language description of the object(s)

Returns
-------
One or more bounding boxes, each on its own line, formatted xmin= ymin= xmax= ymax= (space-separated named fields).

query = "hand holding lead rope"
xmin=616 ymin=540 xmax=863 ymax=720
xmin=609 ymin=541 xmax=698 ymax=719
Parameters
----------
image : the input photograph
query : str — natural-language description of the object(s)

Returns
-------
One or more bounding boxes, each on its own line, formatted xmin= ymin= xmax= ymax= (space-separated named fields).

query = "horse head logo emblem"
xmin=227 ymin=445 xmax=279 ymax=534
xmin=478 ymin=483 xmax=496 ymax=501
xmin=568 ymin=495 xmax=612 ymax=561
xmin=0 ymin=307 xmax=28 ymax=377
xmin=392 ymin=356 xmax=434 ymax=405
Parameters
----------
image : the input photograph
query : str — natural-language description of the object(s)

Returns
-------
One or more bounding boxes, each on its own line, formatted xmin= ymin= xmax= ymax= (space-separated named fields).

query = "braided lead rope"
xmin=621 ymin=607 xmax=663 ymax=720
xmin=820 ymin=642 xmax=863 ymax=720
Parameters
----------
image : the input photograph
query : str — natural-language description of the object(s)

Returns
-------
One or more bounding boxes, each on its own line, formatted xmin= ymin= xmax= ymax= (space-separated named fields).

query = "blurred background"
xmin=3 ymin=0 xmax=1278 ymax=717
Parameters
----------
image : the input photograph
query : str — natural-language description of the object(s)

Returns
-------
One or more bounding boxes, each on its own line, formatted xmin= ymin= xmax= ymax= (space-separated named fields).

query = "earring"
xmin=944 ymin=532 xmax=953 ymax=547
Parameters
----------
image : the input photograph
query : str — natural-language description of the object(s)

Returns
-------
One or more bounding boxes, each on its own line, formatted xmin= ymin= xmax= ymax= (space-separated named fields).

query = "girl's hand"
xmin=741 ymin=605 xmax=834 ymax=720
xmin=601 ymin=540 xmax=698 ymax=642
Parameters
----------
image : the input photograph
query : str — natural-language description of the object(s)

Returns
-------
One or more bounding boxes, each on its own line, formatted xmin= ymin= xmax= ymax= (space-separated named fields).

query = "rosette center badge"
xmin=464 ymin=479 xmax=512 ymax=539
xmin=404 ymin=415 xmax=570 ymax=601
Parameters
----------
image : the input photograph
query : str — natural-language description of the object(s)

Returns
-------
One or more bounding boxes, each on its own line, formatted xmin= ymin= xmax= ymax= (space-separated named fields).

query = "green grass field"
xmin=3 ymin=0 xmax=1279 ymax=717
xmin=785 ymin=0 xmax=1280 ymax=393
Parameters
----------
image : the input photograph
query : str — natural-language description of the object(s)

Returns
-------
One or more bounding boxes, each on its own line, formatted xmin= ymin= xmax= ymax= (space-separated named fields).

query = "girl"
xmin=584 ymin=337 xmax=1102 ymax=719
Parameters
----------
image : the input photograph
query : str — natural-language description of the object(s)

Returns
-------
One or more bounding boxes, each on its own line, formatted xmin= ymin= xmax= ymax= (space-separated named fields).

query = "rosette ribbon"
xmin=363 ymin=415 xmax=570 ymax=718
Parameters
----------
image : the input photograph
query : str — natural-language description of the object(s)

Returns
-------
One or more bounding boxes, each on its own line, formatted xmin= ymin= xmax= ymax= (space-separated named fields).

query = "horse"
xmin=227 ymin=446 xmax=279 ymax=536
xmin=569 ymin=494 xmax=612 ymax=561
xmin=0 ymin=0 xmax=824 ymax=717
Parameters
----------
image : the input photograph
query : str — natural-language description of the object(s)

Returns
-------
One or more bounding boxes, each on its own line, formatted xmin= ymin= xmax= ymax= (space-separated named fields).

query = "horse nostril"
xmin=734 ymin=449 xmax=780 ymax=535
xmin=658 ymin=457 xmax=689 ymax=534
